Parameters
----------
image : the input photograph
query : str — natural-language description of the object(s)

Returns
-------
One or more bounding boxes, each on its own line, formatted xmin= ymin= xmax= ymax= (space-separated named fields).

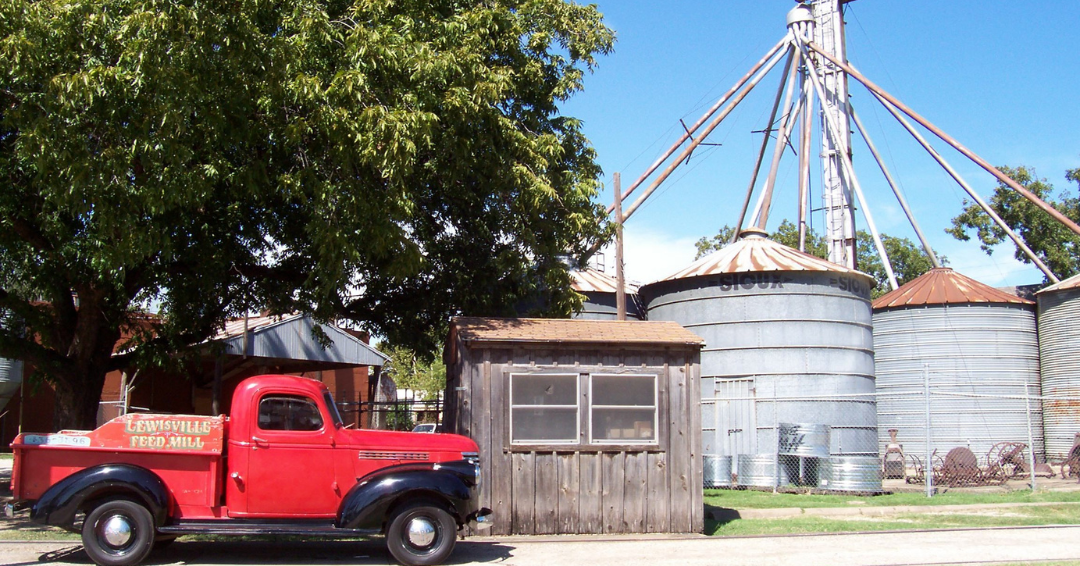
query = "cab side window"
xmin=258 ymin=395 xmax=324 ymax=432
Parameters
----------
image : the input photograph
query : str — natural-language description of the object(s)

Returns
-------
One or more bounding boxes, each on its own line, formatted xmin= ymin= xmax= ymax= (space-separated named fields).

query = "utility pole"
xmin=807 ymin=0 xmax=857 ymax=268
xmin=614 ymin=173 xmax=627 ymax=321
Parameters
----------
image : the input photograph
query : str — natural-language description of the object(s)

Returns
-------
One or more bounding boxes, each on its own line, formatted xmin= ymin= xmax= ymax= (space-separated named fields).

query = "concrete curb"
xmin=726 ymin=500 xmax=1080 ymax=519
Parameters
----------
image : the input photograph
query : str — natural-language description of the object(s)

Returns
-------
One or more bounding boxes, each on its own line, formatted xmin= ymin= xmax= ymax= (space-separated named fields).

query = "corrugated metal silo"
xmin=571 ymin=268 xmax=642 ymax=320
xmin=639 ymin=229 xmax=878 ymax=461
xmin=0 ymin=357 xmax=21 ymax=413
xmin=873 ymin=268 xmax=1043 ymax=459
xmin=1035 ymin=273 xmax=1080 ymax=461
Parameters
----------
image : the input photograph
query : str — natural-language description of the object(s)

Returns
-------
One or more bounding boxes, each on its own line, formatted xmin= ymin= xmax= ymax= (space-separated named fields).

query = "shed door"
xmin=713 ymin=379 xmax=756 ymax=458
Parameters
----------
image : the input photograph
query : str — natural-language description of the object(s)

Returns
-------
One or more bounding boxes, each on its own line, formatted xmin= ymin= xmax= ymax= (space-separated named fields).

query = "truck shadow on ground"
xmin=28 ymin=539 xmax=515 ymax=565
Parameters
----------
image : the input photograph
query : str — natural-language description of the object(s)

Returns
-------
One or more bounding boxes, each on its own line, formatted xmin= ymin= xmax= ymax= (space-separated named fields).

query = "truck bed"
xmin=12 ymin=414 xmax=226 ymax=512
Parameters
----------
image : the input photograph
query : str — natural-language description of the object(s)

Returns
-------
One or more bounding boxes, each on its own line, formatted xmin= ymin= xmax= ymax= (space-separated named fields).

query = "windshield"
xmin=323 ymin=391 xmax=345 ymax=428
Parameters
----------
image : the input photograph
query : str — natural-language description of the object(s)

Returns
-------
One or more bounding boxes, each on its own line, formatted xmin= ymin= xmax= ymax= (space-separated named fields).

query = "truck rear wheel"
xmin=81 ymin=498 xmax=155 ymax=566
xmin=385 ymin=501 xmax=457 ymax=566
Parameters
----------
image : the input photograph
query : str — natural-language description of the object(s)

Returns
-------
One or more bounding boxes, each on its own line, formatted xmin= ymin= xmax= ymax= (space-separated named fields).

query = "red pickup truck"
xmin=8 ymin=374 xmax=491 ymax=566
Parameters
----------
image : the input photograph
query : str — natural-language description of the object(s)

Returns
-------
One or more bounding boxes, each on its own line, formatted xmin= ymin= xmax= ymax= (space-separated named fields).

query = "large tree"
xmin=948 ymin=166 xmax=1080 ymax=281
xmin=0 ymin=0 xmax=614 ymax=430
xmin=695 ymin=220 xmax=942 ymax=297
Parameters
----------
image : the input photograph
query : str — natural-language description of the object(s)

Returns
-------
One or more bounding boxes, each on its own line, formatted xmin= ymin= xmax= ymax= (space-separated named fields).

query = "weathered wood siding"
xmin=447 ymin=343 xmax=703 ymax=535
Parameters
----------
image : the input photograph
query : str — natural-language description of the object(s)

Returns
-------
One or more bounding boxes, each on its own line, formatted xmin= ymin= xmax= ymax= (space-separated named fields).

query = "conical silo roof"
xmin=1035 ymin=271 xmax=1080 ymax=295
xmin=570 ymin=268 xmax=638 ymax=294
xmin=655 ymin=229 xmax=873 ymax=283
xmin=872 ymin=267 xmax=1032 ymax=310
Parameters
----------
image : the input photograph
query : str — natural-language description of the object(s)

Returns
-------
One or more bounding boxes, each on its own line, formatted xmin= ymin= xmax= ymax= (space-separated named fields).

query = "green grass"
xmin=705 ymin=503 xmax=1080 ymax=536
xmin=704 ymin=488 xmax=1080 ymax=509
xmin=0 ymin=453 xmax=12 ymax=461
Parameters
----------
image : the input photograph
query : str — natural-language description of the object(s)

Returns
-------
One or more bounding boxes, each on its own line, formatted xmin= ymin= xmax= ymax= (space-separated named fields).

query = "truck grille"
xmin=356 ymin=451 xmax=429 ymax=461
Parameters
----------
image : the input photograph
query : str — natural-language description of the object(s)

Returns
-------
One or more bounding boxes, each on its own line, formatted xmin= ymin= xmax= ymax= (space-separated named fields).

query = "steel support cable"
xmin=754 ymin=45 xmax=804 ymax=231
xmin=621 ymin=34 xmax=794 ymax=222
xmin=794 ymin=36 xmax=899 ymax=289
xmin=730 ymin=44 xmax=797 ymax=243
xmin=607 ymin=36 xmax=792 ymax=215
xmin=848 ymin=102 xmax=941 ymax=268
xmin=806 ymin=42 xmax=1080 ymax=240
xmin=866 ymin=88 xmax=1059 ymax=283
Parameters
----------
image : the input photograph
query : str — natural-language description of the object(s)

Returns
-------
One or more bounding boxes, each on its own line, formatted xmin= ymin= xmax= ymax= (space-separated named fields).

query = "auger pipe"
xmin=607 ymin=36 xmax=792 ymax=215
xmin=755 ymin=49 xmax=804 ymax=230
xmin=807 ymin=42 xmax=1080 ymax=239
xmin=848 ymin=103 xmax=941 ymax=268
xmin=730 ymin=44 xmax=796 ymax=243
xmin=868 ymin=88 xmax=1059 ymax=283
xmin=621 ymin=34 xmax=793 ymax=222
xmin=795 ymin=37 xmax=898 ymax=289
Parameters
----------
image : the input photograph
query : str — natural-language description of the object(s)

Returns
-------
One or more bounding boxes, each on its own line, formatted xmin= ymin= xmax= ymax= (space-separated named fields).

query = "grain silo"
xmin=0 ymin=357 xmax=21 ymax=413
xmin=873 ymin=268 xmax=1042 ymax=460
xmin=1035 ymin=273 xmax=1080 ymax=461
xmin=571 ymin=268 xmax=642 ymax=320
xmin=639 ymin=229 xmax=878 ymax=464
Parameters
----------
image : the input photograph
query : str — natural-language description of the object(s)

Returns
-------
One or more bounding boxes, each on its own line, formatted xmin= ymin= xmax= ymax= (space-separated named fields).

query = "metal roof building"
xmin=1035 ymin=273 xmax=1080 ymax=461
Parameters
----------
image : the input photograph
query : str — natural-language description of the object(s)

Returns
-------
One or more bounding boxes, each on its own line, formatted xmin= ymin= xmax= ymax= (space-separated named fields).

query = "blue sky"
xmin=564 ymin=1 xmax=1080 ymax=287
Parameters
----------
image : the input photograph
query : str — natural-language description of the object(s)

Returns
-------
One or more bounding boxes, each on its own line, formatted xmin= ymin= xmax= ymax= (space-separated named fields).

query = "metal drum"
xmin=737 ymin=454 xmax=789 ymax=488
xmin=818 ymin=456 xmax=882 ymax=492
xmin=703 ymin=455 xmax=733 ymax=488
xmin=778 ymin=423 xmax=831 ymax=458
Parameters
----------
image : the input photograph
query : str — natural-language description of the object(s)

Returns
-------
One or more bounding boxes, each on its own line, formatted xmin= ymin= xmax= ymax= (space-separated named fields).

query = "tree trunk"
xmin=52 ymin=368 xmax=108 ymax=431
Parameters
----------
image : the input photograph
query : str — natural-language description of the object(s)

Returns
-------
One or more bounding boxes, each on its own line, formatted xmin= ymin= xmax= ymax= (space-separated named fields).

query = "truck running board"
xmin=158 ymin=521 xmax=380 ymax=537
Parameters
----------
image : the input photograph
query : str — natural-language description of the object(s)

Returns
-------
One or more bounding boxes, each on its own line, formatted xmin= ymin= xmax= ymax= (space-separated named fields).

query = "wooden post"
xmin=614 ymin=172 xmax=627 ymax=321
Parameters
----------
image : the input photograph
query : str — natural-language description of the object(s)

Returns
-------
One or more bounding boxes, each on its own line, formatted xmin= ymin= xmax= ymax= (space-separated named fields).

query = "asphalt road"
xmin=2 ymin=526 xmax=1079 ymax=566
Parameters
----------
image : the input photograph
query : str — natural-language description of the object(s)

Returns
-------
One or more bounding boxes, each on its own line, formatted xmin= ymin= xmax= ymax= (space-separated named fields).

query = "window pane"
xmin=593 ymin=375 xmax=655 ymax=406
xmin=258 ymin=395 xmax=323 ymax=431
xmin=592 ymin=408 xmax=656 ymax=442
xmin=511 ymin=374 xmax=577 ymax=406
xmin=512 ymin=407 xmax=578 ymax=443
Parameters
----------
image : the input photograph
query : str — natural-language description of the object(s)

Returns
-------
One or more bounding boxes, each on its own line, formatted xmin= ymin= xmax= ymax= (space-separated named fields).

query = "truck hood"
xmin=334 ymin=428 xmax=478 ymax=454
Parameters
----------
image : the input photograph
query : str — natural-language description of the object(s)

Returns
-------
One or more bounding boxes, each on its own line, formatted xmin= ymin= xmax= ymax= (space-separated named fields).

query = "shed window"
xmin=258 ymin=395 xmax=323 ymax=432
xmin=590 ymin=374 xmax=657 ymax=444
xmin=510 ymin=373 xmax=579 ymax=444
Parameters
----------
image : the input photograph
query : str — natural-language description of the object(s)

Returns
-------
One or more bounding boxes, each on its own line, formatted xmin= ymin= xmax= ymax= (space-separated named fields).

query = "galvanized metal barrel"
xmin=737 ymin=454 xmax=789 ymax=487
xmin=703 ymin=455 xmax=733 ymax=488
xmin=778 ymin=423 xmax=831 ymax=458
xmin=818 ymin=456 xmax=882 ymax=492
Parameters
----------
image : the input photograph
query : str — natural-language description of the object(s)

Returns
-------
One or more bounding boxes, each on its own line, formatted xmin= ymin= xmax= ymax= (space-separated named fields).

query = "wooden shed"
xmin=444 ymin=317 xmax=705 ymax=535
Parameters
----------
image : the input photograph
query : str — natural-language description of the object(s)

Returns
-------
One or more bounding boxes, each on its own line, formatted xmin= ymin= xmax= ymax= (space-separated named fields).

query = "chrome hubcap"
xmin=101 ymin=515 xmax=133 ymax=548
xmin=406 ymin=517 xmax=436 ymax=547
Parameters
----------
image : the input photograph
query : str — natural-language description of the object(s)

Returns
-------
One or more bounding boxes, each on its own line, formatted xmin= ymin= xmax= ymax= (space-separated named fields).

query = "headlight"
xmin=462 ymin=452 xmax=481 ymax=487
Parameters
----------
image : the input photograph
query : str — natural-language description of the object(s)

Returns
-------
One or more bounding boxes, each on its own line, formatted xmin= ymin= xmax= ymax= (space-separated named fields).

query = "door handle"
xmin=251 ymin=436 xmax=269 ymax=448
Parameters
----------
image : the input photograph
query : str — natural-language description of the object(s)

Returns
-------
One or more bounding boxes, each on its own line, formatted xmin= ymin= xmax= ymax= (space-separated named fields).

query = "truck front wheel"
xmin=385 ymin=501 xmax=457 ymax=566
xmin=81 ymin=498 xmax=155 ymax=566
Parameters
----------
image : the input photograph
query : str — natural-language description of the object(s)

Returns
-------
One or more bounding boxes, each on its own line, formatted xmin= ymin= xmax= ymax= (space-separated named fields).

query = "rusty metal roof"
xmin=449 ymin=317 xmax=704 ymax=346
xmin=1036 ymin=272 xmax=1080 ymax=295
xmin=570 ymin=268 xmax=638 ymax=294
xmin=872 ymin=268 xmax=1033 ymax=309
xmin=657 ymin=231 xmax=872 ymax=282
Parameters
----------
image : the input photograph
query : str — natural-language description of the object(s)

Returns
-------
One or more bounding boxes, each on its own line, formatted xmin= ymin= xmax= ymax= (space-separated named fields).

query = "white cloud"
xmin=593 ymin=225 xmax=700 ymax=286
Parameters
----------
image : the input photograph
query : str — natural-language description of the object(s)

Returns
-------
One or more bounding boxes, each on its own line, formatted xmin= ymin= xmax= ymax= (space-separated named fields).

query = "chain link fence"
xmin=702 ymin=383 xmax=1080 ymax=496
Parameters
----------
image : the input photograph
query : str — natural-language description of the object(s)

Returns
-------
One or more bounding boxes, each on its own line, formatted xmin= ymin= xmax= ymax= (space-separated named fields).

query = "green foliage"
xmin=378 ymin=342 xmax=446 ymax=400
xmin=0 ymin=0 xmax=615 ymax=428
xmin=694 ymin=221 xmax=942 ymax=298
xmin=948 ymin=165 xmax=1080 ymax=281
xmin=383 ymin=404 xmax=415 ymax=432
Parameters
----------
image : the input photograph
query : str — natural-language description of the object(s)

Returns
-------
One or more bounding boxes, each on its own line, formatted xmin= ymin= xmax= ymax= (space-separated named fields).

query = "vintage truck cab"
xmin=9 ymin=374 xmax=491 ymax=566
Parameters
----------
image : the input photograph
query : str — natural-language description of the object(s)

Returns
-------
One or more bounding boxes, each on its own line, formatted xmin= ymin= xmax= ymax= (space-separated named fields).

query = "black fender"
xmin=30 ymin=463 xmax=170 ymax=530
xmin=337 ymin=460 xmax=478 ymax=531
